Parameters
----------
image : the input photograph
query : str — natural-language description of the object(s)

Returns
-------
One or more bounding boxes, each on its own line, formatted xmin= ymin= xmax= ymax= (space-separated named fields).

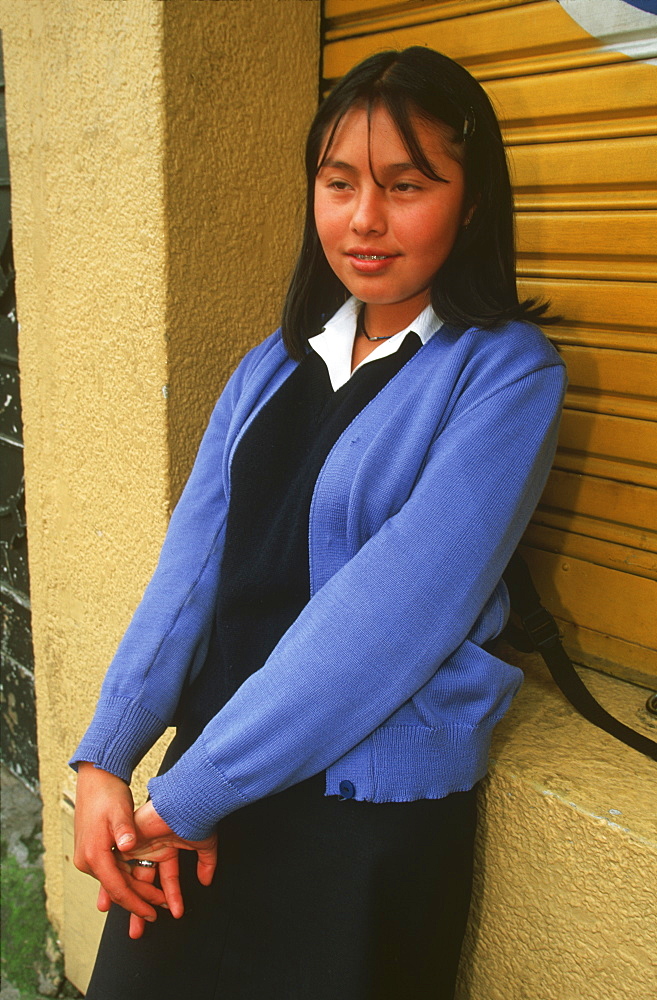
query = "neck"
xmin=360 ymin=296 xmax=429 ymax=340
xmin=357 ymin=309 xmax=395 ymax=342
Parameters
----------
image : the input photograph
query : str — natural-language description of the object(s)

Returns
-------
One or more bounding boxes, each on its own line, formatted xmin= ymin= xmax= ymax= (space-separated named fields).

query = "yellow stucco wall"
xmin=0 ymin=0 xmax=320 ymax=972
xmin=458 ymin=650 xmax=656 ymax=1000
xmin=160 ymin=2 xmax=322 ymax=500
xmin=0 ymin=0 xmax=171 ymax=941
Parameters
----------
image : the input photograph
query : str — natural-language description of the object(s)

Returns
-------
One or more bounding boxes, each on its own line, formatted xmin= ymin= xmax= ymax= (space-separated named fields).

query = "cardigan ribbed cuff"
xmin=69 ymin=696 xmax=168 ymax=783
xmin=148 ymin=737 xmax=249 ymax=840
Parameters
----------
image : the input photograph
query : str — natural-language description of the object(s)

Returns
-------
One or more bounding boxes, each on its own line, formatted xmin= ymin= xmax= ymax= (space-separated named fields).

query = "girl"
xmin=73 ymin=47 xmax=566 ymax=999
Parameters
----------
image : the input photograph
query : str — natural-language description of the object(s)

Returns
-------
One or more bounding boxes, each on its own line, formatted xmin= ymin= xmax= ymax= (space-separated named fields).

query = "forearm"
xmin=69 ymin=333 xmax=291 ymax=781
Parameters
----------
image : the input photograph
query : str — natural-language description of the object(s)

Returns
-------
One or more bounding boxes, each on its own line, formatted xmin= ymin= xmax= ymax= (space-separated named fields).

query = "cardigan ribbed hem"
xmin=148 ymin=721 xmax=497 ymax=840
xmin=147 ymin=736 xmax=250 ymax=840
xmin=325 ymin=722 xmax=493 ymax=802
xmin=69 ymin=696 xmax=168 ymax=783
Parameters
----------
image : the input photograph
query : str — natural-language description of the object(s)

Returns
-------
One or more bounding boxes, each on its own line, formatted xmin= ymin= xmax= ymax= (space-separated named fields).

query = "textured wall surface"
xmin=161 ymin=1 xmax=320 ymax=500
xmin=0 ymin=0 xmax=171 ymax=933
xmin=0 ymin=0 xmax=319 ymax=954
xmin=458 ymin=649 xmax=657 ymax=1000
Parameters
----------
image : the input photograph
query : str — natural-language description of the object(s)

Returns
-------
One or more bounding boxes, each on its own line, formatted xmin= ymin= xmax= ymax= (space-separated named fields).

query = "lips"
xmin=346 ymin=247 xmax=399 ymax=260
xmin=345 ymin=248 xmax=400 ymax=274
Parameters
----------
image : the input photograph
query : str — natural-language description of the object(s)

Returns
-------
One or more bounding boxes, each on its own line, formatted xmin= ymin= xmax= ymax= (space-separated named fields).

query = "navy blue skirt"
xmin=86 ymin=773 xmax=477 ymax=1000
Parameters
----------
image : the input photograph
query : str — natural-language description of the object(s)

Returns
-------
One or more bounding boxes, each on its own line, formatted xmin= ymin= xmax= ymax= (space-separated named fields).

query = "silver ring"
xmin=132 ymin=858 xmax=157 ymax=868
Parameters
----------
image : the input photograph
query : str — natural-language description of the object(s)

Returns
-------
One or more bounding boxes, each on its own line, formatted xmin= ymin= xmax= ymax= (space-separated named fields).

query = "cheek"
xmin=313 ymin=193 xmax=332 ymax=252
xmin=314 ymin=213 xmax=343 ymax=263
xmin=415 ymin=200 xmax=464 ymax=259
xmin=314 ymin=183 xmax=354 ymax=254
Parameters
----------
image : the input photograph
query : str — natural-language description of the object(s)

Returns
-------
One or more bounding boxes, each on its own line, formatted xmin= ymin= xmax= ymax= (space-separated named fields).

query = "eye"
xmin=328 ymin=179 xmax=352 ymax=191
xmin=392 ymin=181 xmax=421 ymax=193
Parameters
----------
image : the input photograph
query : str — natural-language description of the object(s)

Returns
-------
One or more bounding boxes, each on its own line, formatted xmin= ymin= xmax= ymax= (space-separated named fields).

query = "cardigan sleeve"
xmin=147 ymin=360 xmax=567 ymax=839
xmin=69 ymin=340 xmax=268 ymax=780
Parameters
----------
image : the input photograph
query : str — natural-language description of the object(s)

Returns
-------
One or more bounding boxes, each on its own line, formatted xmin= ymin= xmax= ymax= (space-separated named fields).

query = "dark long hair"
xmin=281 ymin=47 xmax=553 ymax=361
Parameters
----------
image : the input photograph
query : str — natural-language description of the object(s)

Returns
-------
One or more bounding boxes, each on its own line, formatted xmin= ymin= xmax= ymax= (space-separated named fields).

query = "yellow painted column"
xmin=0 ymin=0 xmax=171 ymax=950
xmin=160 ymin=0 xmax=321 ymax=499
xmin=0 ymin=0 xmax=319 ymax=988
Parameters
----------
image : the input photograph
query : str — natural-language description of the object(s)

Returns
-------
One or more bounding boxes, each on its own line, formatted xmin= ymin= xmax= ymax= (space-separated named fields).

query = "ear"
xmin=462 ymin=204 xmax=476 ymax=228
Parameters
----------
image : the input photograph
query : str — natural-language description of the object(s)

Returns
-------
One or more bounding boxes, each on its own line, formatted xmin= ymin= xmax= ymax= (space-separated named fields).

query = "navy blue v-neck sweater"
xmin=168 ymin=334 xmax=422 ymax=760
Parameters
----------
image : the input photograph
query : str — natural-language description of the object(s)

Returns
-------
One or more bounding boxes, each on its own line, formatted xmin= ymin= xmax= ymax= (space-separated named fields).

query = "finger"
xmin=123 ymin=878 xmax=167 ymax=908
xmin=93 ymin=851 xmax=164 ymax=919
xmin=112 ymin=853 xmax=169 ymax=907
xmin=129 ymin=913 xmax=147 ymax=940
xmin=129 ymin=861 xmax=170 ymax=906
xmin=130 ymin=862 xmax=158 ymax=889
xmin=196 ymin=844 xmax=217 ymax=886
xmin=127 ymin=862 xmax=173 ymax=938
xmin=157 ymin=856 xmax=184 ymax=919
xmin=108 ymin=802 xmax=137 ymax=854
xmin=97 ymin=885 xmax=111 ymax=913
xmin=113 ymin=824 xmax=137 ymax=852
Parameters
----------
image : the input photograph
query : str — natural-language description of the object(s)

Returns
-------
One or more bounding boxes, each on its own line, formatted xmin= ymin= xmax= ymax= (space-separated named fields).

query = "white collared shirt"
xmin=308 ymin=297 xmax=442 ymax=391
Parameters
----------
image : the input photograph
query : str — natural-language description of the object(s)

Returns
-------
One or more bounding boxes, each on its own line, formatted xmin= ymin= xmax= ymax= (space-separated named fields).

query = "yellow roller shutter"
xmin=322 ymin=0 xmax=657 ymax=684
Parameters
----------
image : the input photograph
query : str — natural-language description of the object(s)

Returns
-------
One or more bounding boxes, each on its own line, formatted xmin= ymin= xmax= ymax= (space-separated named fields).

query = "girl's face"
xmin=314 ymin=104 xmax=468 ymax=329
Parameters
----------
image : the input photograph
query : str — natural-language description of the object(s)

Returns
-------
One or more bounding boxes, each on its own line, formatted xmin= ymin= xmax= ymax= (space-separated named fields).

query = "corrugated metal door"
xmin=322 ymin=0 xmax=657 ymax=684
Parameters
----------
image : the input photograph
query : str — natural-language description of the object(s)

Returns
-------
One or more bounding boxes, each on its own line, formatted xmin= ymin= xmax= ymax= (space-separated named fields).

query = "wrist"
xmin=76 ymin=761 xmax=129 ymax=789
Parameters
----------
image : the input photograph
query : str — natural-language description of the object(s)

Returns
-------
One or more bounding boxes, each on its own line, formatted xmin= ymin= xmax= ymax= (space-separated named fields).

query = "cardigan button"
xmin=338 ymin=780 xmax=356 ymax=800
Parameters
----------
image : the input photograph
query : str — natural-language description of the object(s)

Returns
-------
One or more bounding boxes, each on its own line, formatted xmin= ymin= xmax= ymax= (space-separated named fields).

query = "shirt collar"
xmin=309 ymin=297 xmax=442 ymax=392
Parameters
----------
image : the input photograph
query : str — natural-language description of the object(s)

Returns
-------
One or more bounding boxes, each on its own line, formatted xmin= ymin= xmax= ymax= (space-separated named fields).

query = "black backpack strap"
xmin=502 ymin=552 xmax=657 ymax=763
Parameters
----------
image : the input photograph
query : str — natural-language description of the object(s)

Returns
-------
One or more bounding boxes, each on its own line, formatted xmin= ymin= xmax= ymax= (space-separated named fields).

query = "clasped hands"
xmin=74 ymin=763 xmax=217 ymax=939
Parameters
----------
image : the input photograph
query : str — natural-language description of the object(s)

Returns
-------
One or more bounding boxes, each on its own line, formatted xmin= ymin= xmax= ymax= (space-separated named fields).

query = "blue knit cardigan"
xmin=72 ymin=321 xmax=566 ymax=840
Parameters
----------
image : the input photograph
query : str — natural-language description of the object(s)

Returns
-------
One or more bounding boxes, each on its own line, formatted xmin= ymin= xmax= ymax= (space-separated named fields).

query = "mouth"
xmin=344 ymin=250 xmax=400 ymax=274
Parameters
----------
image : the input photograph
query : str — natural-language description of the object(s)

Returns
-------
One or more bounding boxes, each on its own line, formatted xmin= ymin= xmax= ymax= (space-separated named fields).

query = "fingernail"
xmin=146 ymin=914 xmax=157 ymax=922
xmin=117 ymin=835 xmax=132 ymax=848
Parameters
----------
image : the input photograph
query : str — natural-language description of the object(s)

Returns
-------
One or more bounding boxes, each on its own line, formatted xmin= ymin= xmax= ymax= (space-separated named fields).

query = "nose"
xmin=350 ymin=183 xmax=387 ymax=236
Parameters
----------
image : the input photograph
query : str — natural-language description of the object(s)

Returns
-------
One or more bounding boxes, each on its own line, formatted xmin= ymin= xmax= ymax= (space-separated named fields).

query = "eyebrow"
xmin=318 ymin=158 xmax=355 ymax=172
xmin=319 ymin=158 xmax=428 ymax=175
